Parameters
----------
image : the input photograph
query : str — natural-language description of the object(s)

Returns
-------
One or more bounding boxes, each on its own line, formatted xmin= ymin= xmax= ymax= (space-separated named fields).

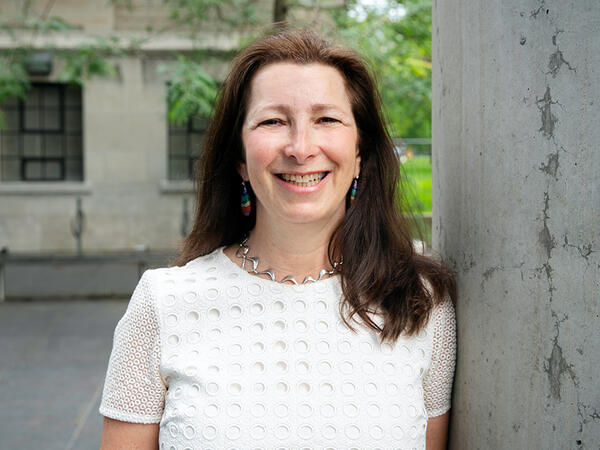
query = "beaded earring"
xmin=241 ymin=181 xmax=251 ymax=216
xmin=350 ymin=176 xmax=358 ymax=205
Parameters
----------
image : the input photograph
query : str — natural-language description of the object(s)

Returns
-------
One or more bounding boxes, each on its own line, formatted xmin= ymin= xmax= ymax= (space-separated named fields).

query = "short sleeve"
xmin=423 ymin=298 xmax=456 ymax=418
xmin=99 ymin=270 xmax=166 ymax=423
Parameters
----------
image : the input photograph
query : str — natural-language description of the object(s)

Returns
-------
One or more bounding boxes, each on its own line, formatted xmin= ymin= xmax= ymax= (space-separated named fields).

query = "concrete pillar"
xmin=432 ymin=1 xmax=600 ymax=448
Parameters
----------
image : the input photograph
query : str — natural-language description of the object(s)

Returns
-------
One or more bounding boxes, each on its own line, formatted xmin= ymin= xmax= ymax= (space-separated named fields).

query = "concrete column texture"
xmin=432 ymin=1 xmax=599 ymax=448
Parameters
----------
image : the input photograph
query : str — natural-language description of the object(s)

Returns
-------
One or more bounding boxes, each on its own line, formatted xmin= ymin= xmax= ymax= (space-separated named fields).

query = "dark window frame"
xmin=19 ymin=84 xmax=65 ymax=134
xmin=0 ymin=82 xmax=83 ymax=182
xmin=21 ymin=157 xmax=65 ymax=181
xmin=167 ymin=114 xmax=208 ymax=181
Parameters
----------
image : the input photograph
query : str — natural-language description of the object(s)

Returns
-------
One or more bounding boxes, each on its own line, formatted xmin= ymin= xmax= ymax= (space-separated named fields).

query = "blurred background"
xmin=2 ymin=2 xmax=599 ymax=449
xmin=0 ymin=0 xmax=433 ymax=300
xmin=0 ymin=1 xmax=433 ymax=448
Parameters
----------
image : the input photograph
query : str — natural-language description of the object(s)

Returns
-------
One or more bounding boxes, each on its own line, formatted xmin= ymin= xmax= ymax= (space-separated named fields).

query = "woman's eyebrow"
xmin=311 ymin=103 xmax=343 ymax=113
xmin=249 ymin=104 xmax=290 ymax=115
xmin=249 ymin=103 xmax=345 ymax=116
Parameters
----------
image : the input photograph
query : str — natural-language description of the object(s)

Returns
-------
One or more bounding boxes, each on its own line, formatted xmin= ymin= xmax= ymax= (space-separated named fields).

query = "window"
xmin=0 ymin=83 xmax=83 ymax=181
xmin=168 ymin=114 xmax=207 ymax=180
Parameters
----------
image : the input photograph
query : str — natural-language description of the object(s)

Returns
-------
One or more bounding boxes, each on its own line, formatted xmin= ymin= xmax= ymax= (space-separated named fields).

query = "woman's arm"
xmin=426 ymin=411 xmax=450 ymax=449
xmin=100 ymin=417 xmax=159 ymax=450
xmin=422 ymin=297 xmax=455 ymax=448
xmin=99 ymin=271 xmax=166 ymax=447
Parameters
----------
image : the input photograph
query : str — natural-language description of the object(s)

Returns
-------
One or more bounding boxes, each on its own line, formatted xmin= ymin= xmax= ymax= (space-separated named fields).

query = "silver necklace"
xmin=235 ymin=236 xmax=342 ymax=285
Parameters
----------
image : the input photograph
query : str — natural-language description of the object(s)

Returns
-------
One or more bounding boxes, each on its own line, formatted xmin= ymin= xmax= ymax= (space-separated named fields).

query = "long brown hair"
xmin=171 ymin=28 xmax=455 ymax=344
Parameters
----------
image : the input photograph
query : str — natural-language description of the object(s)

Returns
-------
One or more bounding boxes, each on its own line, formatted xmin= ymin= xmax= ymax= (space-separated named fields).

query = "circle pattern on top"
xmin=100 ymin=247 xmax=456 ymax=450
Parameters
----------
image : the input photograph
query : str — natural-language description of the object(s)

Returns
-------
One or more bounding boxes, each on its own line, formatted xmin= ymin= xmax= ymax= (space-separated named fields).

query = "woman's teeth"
xmin=279 ymin=172 xmax=327 ymax=187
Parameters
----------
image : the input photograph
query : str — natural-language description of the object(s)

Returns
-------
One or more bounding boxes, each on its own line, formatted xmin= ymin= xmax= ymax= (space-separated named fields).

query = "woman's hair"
xmin=171 ymin=27 xmax=456 ymax=343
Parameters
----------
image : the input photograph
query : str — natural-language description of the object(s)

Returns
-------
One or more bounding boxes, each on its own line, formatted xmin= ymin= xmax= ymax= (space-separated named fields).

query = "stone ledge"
xmin=159 ymin=179 xmax=195 ymax=194
xmin=0 ymin=31 xmax=240 ymax=52
xmin=0 ymin=181 xmax=93 ymax=195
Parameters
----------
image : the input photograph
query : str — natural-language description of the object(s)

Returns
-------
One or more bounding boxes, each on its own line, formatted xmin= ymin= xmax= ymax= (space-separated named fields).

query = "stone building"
xmin=0 ymin=0 xmax=340 ymax=255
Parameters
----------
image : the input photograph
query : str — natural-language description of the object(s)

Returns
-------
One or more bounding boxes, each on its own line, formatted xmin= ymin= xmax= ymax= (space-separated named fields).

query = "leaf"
xmin=0 ymin=59 xmax=29 ymax=102
xmin=160 ymin=56 xmax=219 ymax=126
xmin=56 ymin=37 xmax=122 ymax=85
xmin=338 ymin=0 xmax=432 ymax=138
xmin=0 ymin=59 xmax=29 ymax=130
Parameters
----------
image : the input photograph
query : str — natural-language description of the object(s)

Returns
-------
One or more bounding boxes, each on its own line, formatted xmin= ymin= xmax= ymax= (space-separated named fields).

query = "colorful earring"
xmin=350 ymin=176 xmax=358 ymax=205
xmin=241 ymin=181 xmax=251 ymax=216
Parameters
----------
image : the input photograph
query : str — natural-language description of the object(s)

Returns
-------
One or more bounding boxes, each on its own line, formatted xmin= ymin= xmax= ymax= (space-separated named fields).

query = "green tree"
xmin=0 ymin=0 xmax=270 ymax=126
xmin=334 ymin=0 xmax=432 ymax=138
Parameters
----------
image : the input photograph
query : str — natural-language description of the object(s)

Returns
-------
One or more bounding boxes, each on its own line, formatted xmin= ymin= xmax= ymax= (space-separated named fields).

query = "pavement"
xmin=0 ymin=300 xmax=128 ymax=450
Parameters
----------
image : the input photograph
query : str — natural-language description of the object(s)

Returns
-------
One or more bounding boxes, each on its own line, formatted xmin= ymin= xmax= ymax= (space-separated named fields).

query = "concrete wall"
xmin=433 ymin=0 xmax=600 ymax=448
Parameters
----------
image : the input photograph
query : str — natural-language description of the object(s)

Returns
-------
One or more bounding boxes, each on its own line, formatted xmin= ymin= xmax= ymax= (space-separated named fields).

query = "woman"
xmin=100 ymin=28 xmax=456 ymax=449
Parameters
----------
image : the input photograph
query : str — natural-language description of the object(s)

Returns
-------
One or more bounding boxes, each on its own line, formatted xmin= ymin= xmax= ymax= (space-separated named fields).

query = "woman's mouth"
xmin=276 ymin=172 xmax=328 ymax=187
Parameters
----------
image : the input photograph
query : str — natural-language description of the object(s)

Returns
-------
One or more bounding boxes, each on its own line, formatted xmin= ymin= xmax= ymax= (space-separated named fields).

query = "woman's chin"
xmin=272 ymin=204 xmax=346 ymax=226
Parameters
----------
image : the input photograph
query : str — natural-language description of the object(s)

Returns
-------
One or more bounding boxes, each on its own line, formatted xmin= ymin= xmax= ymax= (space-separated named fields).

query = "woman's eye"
xmin=260 ymin=119 xmax=283 ymax=126
xmin=318 ymin=117 xmax=339 ymax=123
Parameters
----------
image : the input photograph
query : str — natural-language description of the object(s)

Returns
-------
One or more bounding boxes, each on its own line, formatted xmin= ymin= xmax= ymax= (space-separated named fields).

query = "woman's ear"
xmin=354 ymin=155 xmax=361 ymax=178
xmin=237 ymin=161 xmax=248 ymax=181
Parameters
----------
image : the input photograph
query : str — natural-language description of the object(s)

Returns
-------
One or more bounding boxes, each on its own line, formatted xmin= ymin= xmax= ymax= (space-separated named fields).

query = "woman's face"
xmin=239 ymin=62 xmax=361 ymax=228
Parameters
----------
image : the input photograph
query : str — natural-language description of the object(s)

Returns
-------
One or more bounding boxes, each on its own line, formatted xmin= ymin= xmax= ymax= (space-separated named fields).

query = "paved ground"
xmin=0 ymin=300 xmax=128 ymax=450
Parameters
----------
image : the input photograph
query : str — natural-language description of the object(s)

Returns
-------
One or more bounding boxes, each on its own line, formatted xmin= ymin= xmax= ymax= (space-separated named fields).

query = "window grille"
xmin=0 ymin=83 xmax=83 ymax=181
xmin=167 ymin=114 xmax=207 ymax=181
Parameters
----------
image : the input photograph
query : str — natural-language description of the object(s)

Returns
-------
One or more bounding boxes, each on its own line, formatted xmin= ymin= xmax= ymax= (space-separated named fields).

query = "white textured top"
xmin=100 ymin=247 xmax=456 ymax=449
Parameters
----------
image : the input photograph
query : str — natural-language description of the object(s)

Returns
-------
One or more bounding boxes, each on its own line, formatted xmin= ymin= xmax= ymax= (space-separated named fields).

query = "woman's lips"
xmin=277 ymin=171 xmax=328 ymax=187
xmin=274 ymin=171 xmax=330 ymax=191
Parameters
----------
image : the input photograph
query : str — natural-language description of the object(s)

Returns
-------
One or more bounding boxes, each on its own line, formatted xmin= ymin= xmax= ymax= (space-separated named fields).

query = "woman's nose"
xmin=283 ymin=124 xmax=318 ymax=163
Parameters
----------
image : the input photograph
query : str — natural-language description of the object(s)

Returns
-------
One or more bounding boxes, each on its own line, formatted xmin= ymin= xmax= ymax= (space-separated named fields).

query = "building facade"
xmin=0 ymin=0 xmax=340 ymax=254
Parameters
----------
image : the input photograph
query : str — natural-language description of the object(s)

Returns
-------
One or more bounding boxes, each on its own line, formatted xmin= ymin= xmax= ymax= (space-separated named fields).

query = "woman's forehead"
xmin=245 ymin=62 xmax=351 ymax=113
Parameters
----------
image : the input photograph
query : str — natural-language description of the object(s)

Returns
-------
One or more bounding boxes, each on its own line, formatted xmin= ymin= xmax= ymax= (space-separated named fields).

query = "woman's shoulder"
xmin=148 ymin=247 xmax=225 ymax=276
xmin=138 ymin=247 xmax=228 ymax=295
xmin=417 ymin=273 xmax=455 ymax=330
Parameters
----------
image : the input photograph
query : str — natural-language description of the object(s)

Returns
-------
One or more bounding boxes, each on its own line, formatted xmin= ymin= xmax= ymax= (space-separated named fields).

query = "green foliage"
xmin=0 ymin=59 xmax=29 ymax=127
xmin=159 ymin=56 xmax=219 ymax=126
xmin=334 ymin=0 xmax=432 ymax=138
xmin=402 ymin=155 xmax=432 ymax=213
xmin=58 ymin=37 xmax=125 ymax=85
xmin=0 ymin=58 xmax=29 ymax=101
xmin=106 ymin=0 xmax=264 ymax=124
xmin=21 ymin=16 xmax=79 ymax=33
xmin=1 ymin=0 xmax=432 ymax=137
xmin=0 ymin=10 xmax=124 ymax=129
xmin=333 ymin=0 xmax=433 ymax=216
xmin=110 ymin=0 xmax=261 ymax=30
xmin=164 ymin=0 xmax=260 ymax=28
xmin=0 ymin=15 xmax=78 ymax=35
xmin=1 ymin=0 xmax=262 ymax=126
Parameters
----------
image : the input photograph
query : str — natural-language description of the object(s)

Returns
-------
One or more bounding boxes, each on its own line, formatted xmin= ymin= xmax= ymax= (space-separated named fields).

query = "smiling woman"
xmin=239 ymin=62 xmax=360 ymax=228
xmin=99 ymin=28 xmax=457 ymax=450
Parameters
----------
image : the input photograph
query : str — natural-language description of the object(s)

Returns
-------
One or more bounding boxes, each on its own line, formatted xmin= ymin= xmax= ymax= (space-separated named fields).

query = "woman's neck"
xmin=241 ymin=211 xmax=343 ymax=281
